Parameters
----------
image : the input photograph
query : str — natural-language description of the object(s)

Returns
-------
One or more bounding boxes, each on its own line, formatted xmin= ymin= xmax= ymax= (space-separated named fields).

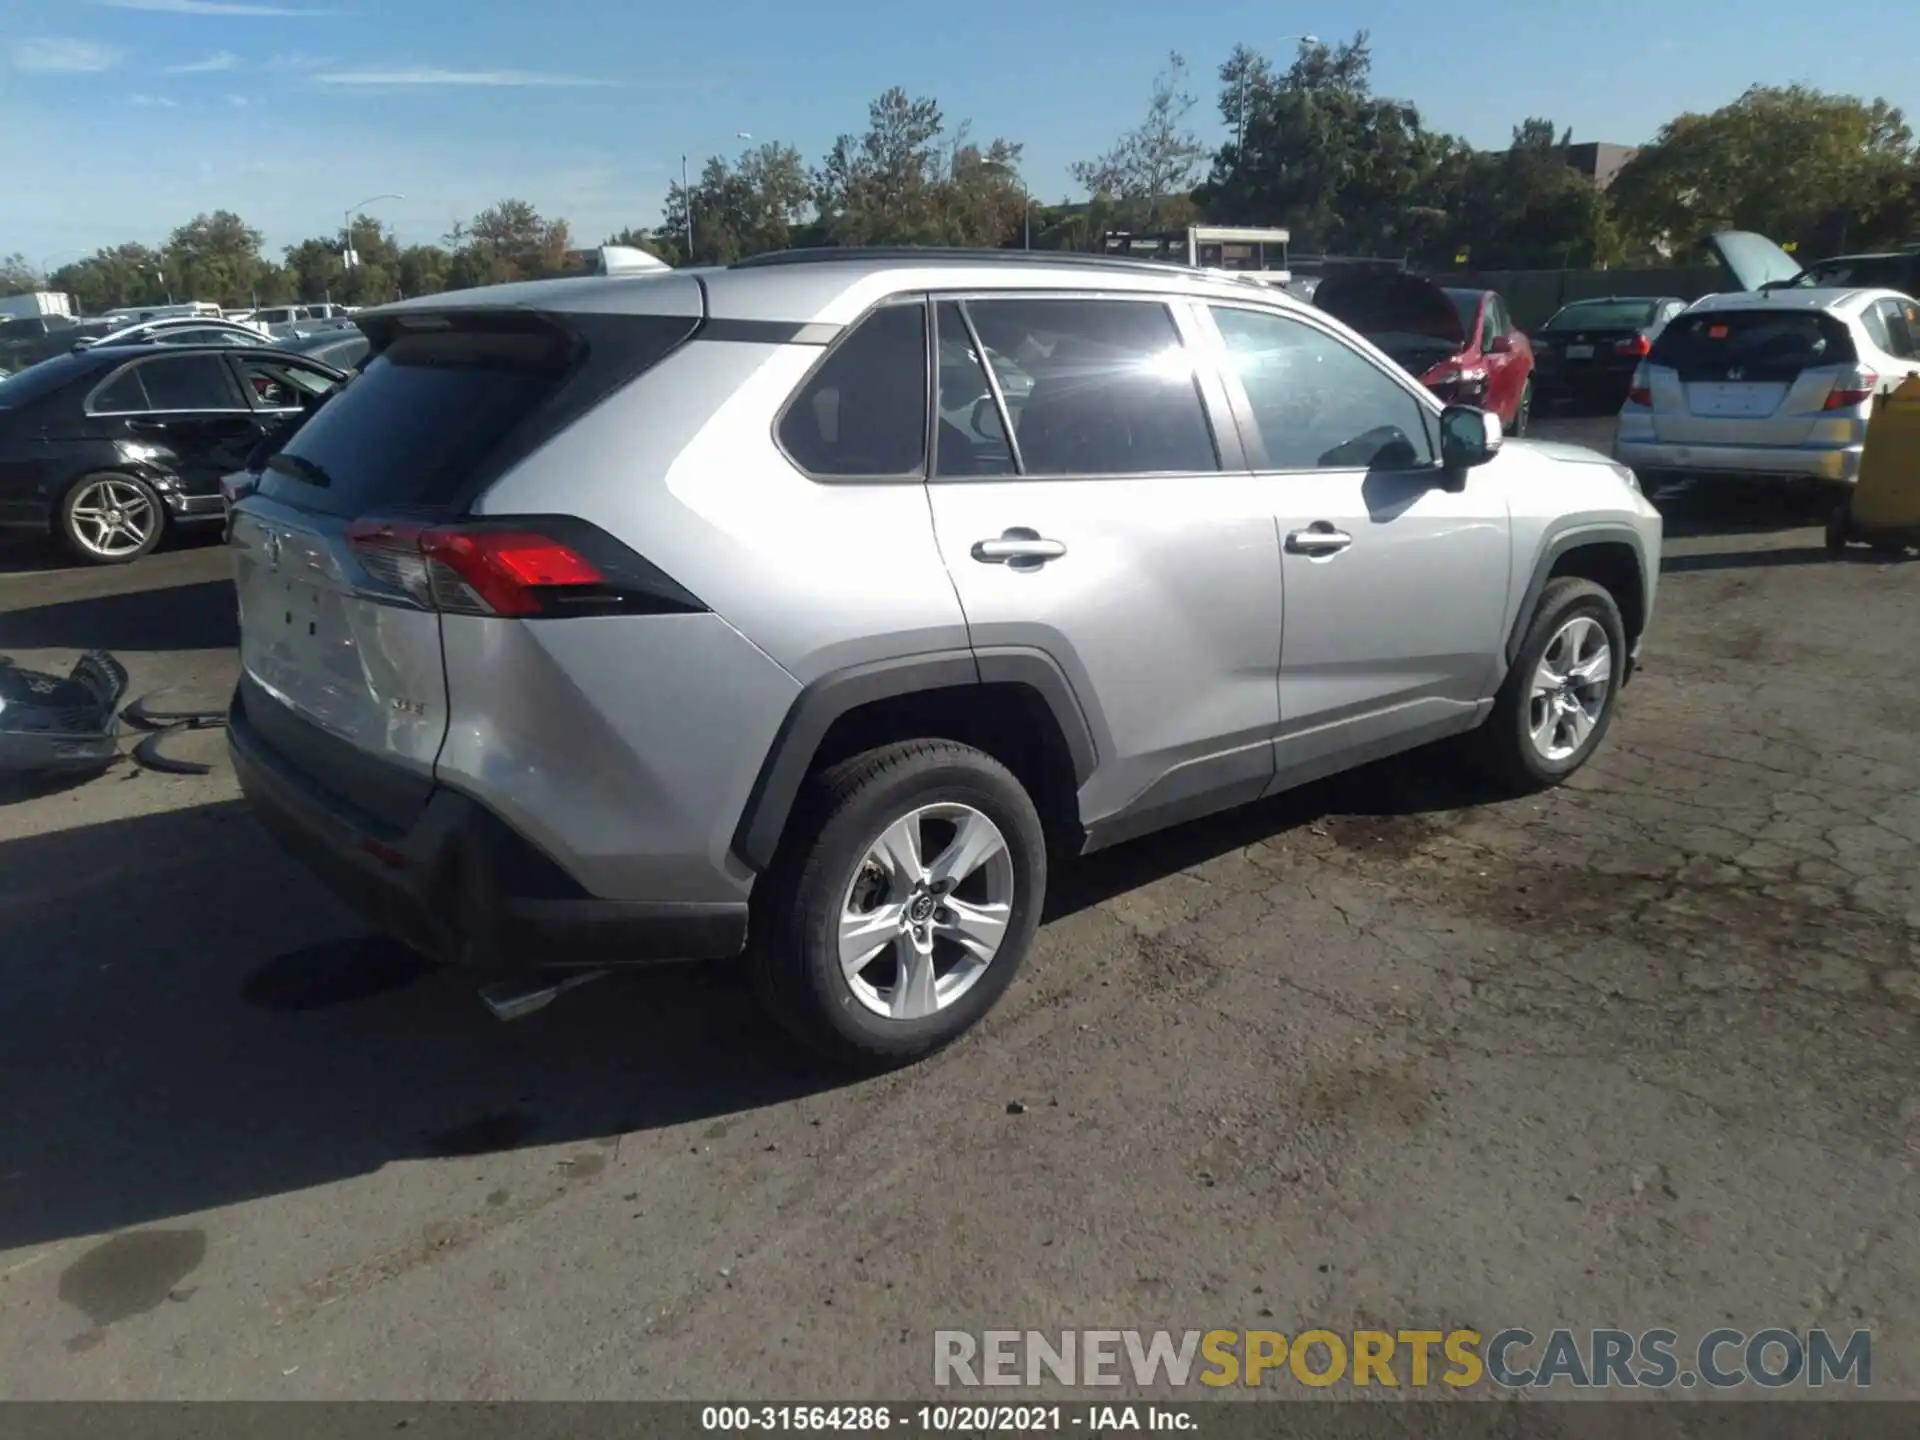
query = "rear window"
xmin=254 ymin=314 xmax=690 ymax=518
xmin=1544 ymin=300 xmax=1661 ymax=330
xmin=1647 ymin=310 xmax=1857 ymax=381
xmin=0 ymin=354 xmax=99 ymax=408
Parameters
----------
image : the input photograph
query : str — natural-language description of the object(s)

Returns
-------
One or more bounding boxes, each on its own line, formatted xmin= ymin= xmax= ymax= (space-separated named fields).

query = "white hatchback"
xmin=1614 ymin=287 xmax=1920 ymax=488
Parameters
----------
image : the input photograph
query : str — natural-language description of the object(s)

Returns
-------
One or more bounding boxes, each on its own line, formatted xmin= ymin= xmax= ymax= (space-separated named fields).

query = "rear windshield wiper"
xmin=267 ymin=452 xmax=334 ymax=488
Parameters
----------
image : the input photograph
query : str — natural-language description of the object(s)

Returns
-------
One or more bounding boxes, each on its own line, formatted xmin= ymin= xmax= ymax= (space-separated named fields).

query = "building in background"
xmin=1565 ymin=142 xmax=1638 ymax=190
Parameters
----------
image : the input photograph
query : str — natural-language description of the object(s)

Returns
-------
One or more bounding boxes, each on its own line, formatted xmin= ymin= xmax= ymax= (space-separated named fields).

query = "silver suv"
xmin=227 ymin=249 xmax=1663 ymax=1065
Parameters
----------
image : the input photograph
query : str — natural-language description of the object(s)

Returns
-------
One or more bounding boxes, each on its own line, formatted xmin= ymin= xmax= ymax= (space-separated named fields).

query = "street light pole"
xmin=343 ymin=192 xmax=406 ymax=271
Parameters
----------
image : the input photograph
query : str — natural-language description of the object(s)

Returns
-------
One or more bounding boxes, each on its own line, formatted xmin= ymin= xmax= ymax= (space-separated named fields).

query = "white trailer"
xmin=0 ymin=291 xmax=75 ymax=320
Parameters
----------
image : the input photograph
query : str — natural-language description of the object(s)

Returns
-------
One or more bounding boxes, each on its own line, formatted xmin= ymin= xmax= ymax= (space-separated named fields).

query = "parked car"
xmin=1771 ymin=250 xmax=1920 ymax=298
xmin=1314 ymin=271 xmax=1536 ymax=434
xmin=1532 ymin=296 xmax=1688 ymax=410
xmin=0 ymin=343 xmax=347 ymax=564
xmin=1615 ymin=288 xmax=1920 ymax=491
xmin=78 ymin=316 xmax=275 ymax=351
xmin=226 ymin=247 xmax=1660 ymax=1065
xmin=281 ymin=327 xmax=370 ymax=371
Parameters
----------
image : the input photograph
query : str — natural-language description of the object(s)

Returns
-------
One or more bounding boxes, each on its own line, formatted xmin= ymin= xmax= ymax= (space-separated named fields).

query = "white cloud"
xmin=226 ymin=94 xmax=251 ymax=107
xmin=130 ymin=93 xmax=182 ymax=107
xmin=100 ymin=0 xmax=335 ymax=15
xmin=314 ymin=68 xmax=615 ymax=88
xmin=12 ymin=38 xmax=125 ymax=73
xmin=166 ymin=51 xmax=239 ymax=74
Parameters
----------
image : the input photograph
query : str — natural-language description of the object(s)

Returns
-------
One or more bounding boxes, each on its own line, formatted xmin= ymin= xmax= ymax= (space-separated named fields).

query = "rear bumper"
xmin=229 ymin=686 xmax=748 ymax=972
xmin=1613 ymin=435 xmax=1861 ymax=485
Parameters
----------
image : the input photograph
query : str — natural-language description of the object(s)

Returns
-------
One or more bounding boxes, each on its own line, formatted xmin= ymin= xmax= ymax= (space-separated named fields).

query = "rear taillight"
xmin=345 ymin=516 xmax=705 ymax=619
xmin=1626 ymin=363 xmax=1652 ymax=409
xmin=1824 ymin=369 xmax=1879 ymax=410
xmin=1614 ymin=334 xmax=1652 ymax=357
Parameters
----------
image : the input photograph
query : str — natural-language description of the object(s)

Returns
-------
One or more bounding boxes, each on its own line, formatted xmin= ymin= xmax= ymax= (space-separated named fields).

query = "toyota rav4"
xmin=227 ymin=248 xmax=1662 ymax=1066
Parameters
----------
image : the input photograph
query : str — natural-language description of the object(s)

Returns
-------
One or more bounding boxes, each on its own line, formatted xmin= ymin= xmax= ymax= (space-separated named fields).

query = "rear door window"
xmin=136 ymin=354 xmax=248 ymax=411
xmin=778 ymin=301 xmax=929 ymax=478
xmin=88 ymin=365 xmax=151 ymax=415
xmin=1647 ymin=310 xmax=1858 ymax=382
xmin=961 ymin=296 xmax=1219 ymax=476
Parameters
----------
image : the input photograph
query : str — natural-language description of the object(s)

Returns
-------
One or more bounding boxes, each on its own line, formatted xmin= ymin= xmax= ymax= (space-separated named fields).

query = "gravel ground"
xmin=1 ymin=416 xmax=1915 ymax=1401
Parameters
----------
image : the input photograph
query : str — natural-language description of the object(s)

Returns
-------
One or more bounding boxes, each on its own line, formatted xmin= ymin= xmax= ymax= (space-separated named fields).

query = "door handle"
xmin=126 ymin=419 xmax=168 ymax=436
xmin=972 ymin=531 xmax=1067 ymax=565
xmin=1285 ymin=525 xmax=1353 ymax=556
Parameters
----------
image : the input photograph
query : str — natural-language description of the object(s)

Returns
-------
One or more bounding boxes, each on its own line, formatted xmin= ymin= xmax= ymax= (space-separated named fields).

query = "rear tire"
xmin=1471 ymin=577 xmax=1626 ymax=793
xmin=59 ymin=472 xmax=165 ymax=566
xmin=750 ymin=740 xmax=1047 ymax=1069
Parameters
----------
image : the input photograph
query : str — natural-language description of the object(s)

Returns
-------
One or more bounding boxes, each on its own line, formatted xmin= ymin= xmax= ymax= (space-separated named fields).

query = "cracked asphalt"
xmin=0 ymin=413 xmax=1915 ymax=1401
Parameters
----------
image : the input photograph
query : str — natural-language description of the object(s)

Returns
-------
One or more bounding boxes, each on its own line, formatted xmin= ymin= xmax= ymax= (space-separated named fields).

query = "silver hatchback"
xmin=1614 ymin=287 xmax=1920 ymax=488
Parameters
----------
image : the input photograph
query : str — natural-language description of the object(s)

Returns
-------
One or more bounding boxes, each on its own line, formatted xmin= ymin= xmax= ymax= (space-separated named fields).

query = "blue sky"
xmin=3 ymin=0 xmax=1915 ymax=265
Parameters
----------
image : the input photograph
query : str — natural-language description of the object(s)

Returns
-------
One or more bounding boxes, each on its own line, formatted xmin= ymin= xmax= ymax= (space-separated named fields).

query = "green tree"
xmin=163 ymin=210 xmax=268 ymax=305
xmin=1608 ymin=85 xmax=1916 ymax=257
xmin=1202 ymin=32 xmax=1452 ymax=256
xmin=49 ymin=244 xmax=171 ymax=313
xmin=443 ymin=200 xmax=574 ymax=289
xmin=1072 ymin=52 xmax=1208 ymax=232
xmin=1421 ymin=119 xmax=1621 ymax=269
xmin=661 ymin=141 xmax=815 ymax=263
xmin=1 ymin=254 xmax=43 ymax=296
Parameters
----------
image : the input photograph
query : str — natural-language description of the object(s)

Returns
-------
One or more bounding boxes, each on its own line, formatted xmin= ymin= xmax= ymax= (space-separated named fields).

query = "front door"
xmin=1202 ymin=302 xmax=1513 ymax=790
xmin=923 ymin=293 xmax=1284 ymax=843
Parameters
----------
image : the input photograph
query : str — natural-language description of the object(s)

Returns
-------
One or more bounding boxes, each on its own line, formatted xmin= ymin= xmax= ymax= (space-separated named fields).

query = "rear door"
xmin=1643 ymin=308 xmax=1860 ymax=445
xmin=90 ymin=352 xmax=263 ymax=494
xmin=919 ymin=292 xmax=1285 ymax=838
xmin=230 ymin=317 xmax=599 ymax=829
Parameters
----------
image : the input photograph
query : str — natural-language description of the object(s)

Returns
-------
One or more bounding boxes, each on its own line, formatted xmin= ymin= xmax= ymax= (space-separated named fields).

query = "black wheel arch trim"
xmin=730 ymin=646 xmax=1099 ymax=873
xmin=1504 ymin=523 xmax=1648 ymax=666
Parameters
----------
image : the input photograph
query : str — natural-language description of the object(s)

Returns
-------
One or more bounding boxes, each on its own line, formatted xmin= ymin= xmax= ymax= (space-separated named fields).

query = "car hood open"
xmin=1697 ymin=231 xmax=1804 ymax=293
xmin=1313 ymin=270 xmax=1466 ymax=350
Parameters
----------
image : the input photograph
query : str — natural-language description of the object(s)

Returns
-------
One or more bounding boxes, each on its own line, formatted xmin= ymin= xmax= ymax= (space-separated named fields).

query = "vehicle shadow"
xmin=0 ymin=529 xmax=223 ymax=579
xmin=0 ymin=799 xmax=847 ymax=1251
xmin=1 ymin=750 xmax=1501 ymax=1250
xmin=1650 ymin=479 xmax=1835 ymax=540
xmin=0 ymin=577 xmax=237 ymax=652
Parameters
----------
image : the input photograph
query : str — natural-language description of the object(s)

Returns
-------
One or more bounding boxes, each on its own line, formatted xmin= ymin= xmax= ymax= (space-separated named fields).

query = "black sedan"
xmin=0 ymin=342 xmax=346 ymax=565
xmin=281 ymin=326 xmax=370 ymax=371
xmin=1531 ymin=295 xmax=1688 ymax=410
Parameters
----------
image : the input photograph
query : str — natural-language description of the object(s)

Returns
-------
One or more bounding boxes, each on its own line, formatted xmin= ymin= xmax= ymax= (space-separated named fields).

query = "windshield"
xmin=1544 ymin=300 xmax=1662 ymax=330
xmin=1789 ymin=255 xmax=1917 ymax=291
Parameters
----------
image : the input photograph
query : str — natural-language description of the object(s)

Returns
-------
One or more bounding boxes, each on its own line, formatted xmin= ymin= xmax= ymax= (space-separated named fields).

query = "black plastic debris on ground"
xmin=0 ymin=650 xmax=128 ymax=777
xmin=123 ymin=690 xmax=229 ymax=776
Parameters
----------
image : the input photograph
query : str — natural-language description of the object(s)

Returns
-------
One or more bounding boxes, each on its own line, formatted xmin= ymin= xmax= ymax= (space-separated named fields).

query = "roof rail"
xmin=729 ymin=246 xmax=1200 ymax=280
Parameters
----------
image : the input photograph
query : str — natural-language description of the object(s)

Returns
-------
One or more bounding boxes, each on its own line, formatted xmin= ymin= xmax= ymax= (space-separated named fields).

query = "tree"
xmin=443 ymin=200 xmax=573 ymax=289
xmin=163 ymin=210 xmax=268 ymax=305
xmin=1072 ymin=52 xmax=1208 ymax=231
xmin=48 ymin=244 xmax=171 ymax=313
xmin=1201 ymin=32 xmax=1452 ymax=256
xmin=1421 ymin=119 xmax=1621 ymax=269
xmin=661 ymin=141 xmax=814 ymax=264
xmin=1 ymin=254 xmax=43 ymax=297
xmin=1608 ymin=85 xmax=1917 ymax=258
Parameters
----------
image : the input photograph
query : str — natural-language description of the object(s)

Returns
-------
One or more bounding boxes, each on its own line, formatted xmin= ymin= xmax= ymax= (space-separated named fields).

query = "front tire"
xmin=1472 ymin=577 xmax=1627 ymax=792
xmin=751 ymin=740 xmax=1047 ymax=1069
xmin=1825 ymin=502 xmax=1850 ymax=555
xmin=1507 ymin=378 xmax=1533 ymax=437
xmin=59 ymin=472 xmax=165 ymax=565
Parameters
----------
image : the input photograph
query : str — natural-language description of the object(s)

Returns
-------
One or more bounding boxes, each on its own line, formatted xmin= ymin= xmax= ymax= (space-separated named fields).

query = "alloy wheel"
xmin=838 ymin=802 xmax=1014 ymax=1021
xmin=1527 ymin=614 xmax=1611 ymax=762
xmin=68 ymin=478 xmax=156 ymax=560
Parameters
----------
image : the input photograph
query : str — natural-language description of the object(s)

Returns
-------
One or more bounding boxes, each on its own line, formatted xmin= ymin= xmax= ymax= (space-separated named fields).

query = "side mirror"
xmin=1487 ymin=333 xmax=1514 ymax=355
xmin=1439 ymin=404 xmax=1502 ymax=489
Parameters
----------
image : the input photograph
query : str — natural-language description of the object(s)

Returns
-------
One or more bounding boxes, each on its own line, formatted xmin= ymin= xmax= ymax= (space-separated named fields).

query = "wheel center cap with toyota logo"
xmin=908 ymin=893 xmax=937 ymax=924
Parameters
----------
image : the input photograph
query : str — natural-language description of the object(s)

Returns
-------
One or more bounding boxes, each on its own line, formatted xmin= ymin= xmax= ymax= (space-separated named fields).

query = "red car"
xmin=1314 ymin=271 xmax=1536 ymax=435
